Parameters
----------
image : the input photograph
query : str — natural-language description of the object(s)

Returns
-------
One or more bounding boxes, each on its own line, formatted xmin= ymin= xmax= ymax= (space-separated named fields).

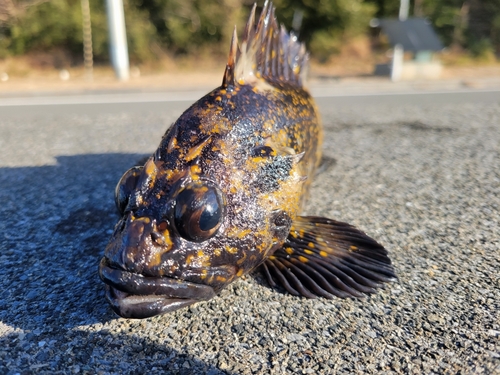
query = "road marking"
xmin=0 ymin=88 xmax=499 ymax=106
xmin=0 ymin=91 xmax=210 ymax=106
xmin=312 ymin=88 xmax=500 ymax=98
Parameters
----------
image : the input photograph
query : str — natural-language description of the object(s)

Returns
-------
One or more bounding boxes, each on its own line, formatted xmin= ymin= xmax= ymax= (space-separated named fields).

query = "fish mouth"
xmin=99 ymin=259 xmax=216 ymax=319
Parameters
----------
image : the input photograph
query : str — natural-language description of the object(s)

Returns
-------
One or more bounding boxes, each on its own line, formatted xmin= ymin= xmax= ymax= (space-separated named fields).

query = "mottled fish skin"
xmin=99 ymin=1 xmax=394 ymax=319
xmin=106 ymin=82 xmax=319 ymax=284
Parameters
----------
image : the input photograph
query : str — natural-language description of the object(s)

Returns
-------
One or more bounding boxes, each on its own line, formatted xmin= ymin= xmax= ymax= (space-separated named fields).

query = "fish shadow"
xmin=0 ymin=153 xmax=235 ymax=375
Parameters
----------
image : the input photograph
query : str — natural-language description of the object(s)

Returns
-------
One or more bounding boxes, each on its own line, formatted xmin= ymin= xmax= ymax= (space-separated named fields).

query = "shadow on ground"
xmin=0 ymin=153 xmax=235 ymax=374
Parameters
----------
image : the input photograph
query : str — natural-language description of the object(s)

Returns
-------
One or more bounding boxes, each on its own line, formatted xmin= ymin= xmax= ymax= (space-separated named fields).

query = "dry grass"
xmin=0 ymin=47 xmax=499 ymax=94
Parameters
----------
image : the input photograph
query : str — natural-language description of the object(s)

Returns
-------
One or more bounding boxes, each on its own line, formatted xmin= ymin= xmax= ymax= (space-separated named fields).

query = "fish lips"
xmin=99 ymin=259 xmax=216 ymax=319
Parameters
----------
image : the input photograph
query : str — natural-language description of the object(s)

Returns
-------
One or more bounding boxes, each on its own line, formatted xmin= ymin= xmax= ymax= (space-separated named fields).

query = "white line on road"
xmin=0 ymin=90 xmax=210 ymax=107
xmin=0 ymin=88 xmax=499 ymax=107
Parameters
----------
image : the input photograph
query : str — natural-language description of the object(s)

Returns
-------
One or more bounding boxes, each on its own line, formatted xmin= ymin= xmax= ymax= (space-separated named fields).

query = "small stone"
xmin=487 ymin=351 xmax=499 ymax=358
xmin=219 ymin=362 xmax=228 ymax=370
xmin=365 ymin=330 xmax=377 ymax=339
xmin=427 ymin=314 xmax=441 ymax=323
xmin=59 ymin=69 xmax=70 ymax=81
xmin=287 ymin=333 xmax=306 ymax=342
xmin=26 ymin=290 xmax=38 ymax=300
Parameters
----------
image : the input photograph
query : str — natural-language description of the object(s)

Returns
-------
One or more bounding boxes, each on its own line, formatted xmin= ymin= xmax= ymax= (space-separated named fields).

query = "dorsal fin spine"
xmin=222 ymin=26 xmax=239 ymax=88
xmin=243 ymin=4 xmax=257 ymax=43
xmin=280 ymin=26 xmax=289 ymax=81
xmin=222 ymin=1 xmax=308 ymax=88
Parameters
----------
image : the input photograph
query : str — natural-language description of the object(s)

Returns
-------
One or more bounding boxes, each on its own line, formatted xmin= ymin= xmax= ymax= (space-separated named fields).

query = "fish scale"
xmin=99 ymin=1 xmax=395 ymax=319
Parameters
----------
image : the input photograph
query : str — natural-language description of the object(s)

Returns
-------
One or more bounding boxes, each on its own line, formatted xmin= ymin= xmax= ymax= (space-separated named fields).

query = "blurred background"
xmin=0 ymin=0 xmax=499 ymax=89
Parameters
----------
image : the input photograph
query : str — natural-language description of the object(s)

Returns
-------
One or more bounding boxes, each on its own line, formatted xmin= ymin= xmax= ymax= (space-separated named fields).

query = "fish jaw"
xmin=100 ymin=211 xmax=219 ymax=319
xmin=99 ymin=259 xmax=216 ymax=319
xmin=105 ymin=286 xmax=197 ymax=319
xmin=100 ymin=208 xmax=239 ymax=319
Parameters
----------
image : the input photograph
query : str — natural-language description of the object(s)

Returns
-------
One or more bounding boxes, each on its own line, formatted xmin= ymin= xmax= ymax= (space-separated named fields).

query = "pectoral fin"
xmin=262 ymin=216 xmax=396 ymax=299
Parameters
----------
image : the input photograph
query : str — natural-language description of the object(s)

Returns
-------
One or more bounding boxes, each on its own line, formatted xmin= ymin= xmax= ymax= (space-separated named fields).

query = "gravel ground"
xmin=0 ymin=89 xmax=499 ymax=374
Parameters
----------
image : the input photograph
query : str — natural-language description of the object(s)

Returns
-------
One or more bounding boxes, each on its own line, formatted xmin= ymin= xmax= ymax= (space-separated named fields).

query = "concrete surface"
xmin=0 ymin=85 xmax=499 ymax=374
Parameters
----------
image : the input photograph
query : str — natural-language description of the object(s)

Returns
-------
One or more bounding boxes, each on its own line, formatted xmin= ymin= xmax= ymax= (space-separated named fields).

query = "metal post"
xmin=391 ymin=44 xmax=403 ymax=81
xmin=392 ymin=0 xmax=409 ymax=82
xmin=81 ymin=0 xmax=93 ymax=81
xmin=106 ymin=0 xmax=129 ymax=81
xmin=399 ymin=0 xmax=409 ymax=21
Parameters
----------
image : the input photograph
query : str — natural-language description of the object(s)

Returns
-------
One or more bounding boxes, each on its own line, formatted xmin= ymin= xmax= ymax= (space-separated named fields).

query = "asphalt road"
xmin=1 ymin=88 xmax=499 ymax=374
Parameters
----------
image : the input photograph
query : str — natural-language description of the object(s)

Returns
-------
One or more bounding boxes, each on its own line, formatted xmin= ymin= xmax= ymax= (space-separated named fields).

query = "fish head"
xmin=99 ymin=86 xmax=309 ymax=319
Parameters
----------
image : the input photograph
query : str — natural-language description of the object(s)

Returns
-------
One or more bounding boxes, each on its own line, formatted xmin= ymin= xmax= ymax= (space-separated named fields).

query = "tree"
xmin=266 ymin=0 xmax=377 ymax=61
xmin=422 ymin=0 xmax=500 ymax=56
xmin=0 ymin=0 xmax=156 ymax=62
xmin=135 ymin=0 xmax=247 ymax=55
xmin=1 ymin=0 xmax=498 ymax=64
xmin=0 ymin=0 xmax=48 ymax=23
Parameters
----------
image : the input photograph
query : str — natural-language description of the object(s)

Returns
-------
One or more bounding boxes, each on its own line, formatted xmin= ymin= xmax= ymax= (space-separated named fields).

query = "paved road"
xmin=1 ymin=89 xmax=499 ymax=374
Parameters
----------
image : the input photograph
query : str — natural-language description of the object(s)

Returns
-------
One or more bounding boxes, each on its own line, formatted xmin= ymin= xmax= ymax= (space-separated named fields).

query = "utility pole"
xmin=399 ymin=0 xmax=409 ymax=21
xmin=106 ymin=0 xmax=129 ymax=81
xmin=81 ymin=0 xmax=93 ymax=81
xmin=392 ymin=0 xmax=409 ymax=81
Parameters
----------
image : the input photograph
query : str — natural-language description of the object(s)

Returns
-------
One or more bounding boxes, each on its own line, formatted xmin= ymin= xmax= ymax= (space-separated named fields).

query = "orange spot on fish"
xmin=200 ymin=269 xmax=208 ymax=280
xmin=225 ymin=245 xmax=238 ymax=254
xmin=235 ymin=250 xmax=247 ymax=265
xmin=190 ymin=165 xmax=201 ymax=180
xmin=167 ymin=135 xmax=178 ymax=153
xmin=186 ymin=254 xmax=194 ymax=266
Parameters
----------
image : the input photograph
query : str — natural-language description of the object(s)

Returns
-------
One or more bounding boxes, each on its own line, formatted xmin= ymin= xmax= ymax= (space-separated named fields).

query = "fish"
xmin=99 ymin=1 xmax=396 ymax=319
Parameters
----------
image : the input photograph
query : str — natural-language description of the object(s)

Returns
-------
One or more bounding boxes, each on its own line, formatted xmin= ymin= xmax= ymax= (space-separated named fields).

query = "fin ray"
xmin=263 ymin=259 xmax=301 ymax=296
xmin=272 ymin=258 xmax=317 ymax=298
xmin=222 ymin=1 xmax=308 ymax=88
xmin=222 ymin=26 xmax=239 ymax=87
xmin=262 ymin=216 xmax=396 ymax=299
xmin=280 ymin=258 xmax=335 ymax=299
xmin=287 ymin=257 xmax=358 ymax=298
xmin=292 ymin=255 xmax=378 ymax=294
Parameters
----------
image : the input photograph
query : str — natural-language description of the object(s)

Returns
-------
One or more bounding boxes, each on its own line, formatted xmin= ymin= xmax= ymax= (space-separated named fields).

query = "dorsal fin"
xmin=222 ymin=1 xmax=308 ymax=89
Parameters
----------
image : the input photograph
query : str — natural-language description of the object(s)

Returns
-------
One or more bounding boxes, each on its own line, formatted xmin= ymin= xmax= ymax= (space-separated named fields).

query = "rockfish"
xmin=99 ymin=1 xmax=395 ymax=319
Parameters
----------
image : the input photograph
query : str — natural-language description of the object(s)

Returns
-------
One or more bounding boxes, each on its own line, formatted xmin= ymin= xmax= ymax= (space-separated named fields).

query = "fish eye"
xmin=173 ymin=183 xmax=223 ymax=242
xmin=115 ymin=166 xmax=142 ymax=214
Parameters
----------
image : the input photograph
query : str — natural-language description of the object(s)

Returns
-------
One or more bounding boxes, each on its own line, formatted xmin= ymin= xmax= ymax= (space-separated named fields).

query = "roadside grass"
xmin=0 ymin=46 xmax=498 ymax=93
